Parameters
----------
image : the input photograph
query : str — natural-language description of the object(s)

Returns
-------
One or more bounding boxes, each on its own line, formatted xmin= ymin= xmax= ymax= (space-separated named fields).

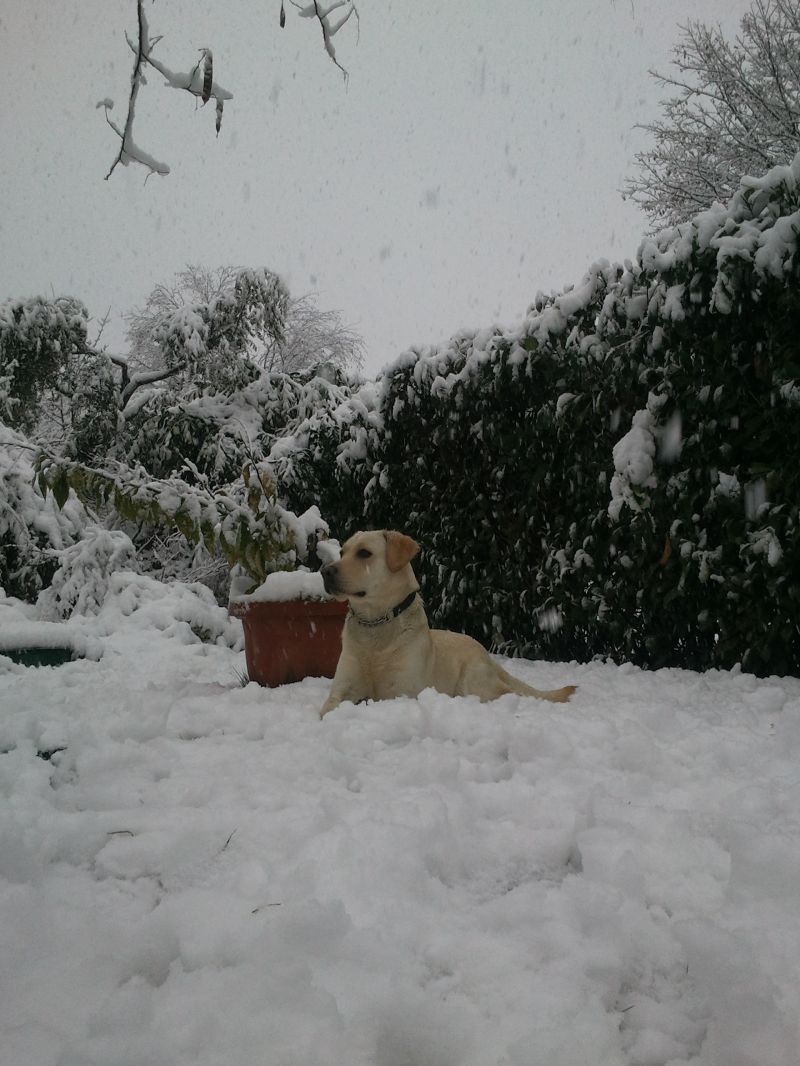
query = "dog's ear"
xmin=384 ymin=531 xmax=420 ymax=572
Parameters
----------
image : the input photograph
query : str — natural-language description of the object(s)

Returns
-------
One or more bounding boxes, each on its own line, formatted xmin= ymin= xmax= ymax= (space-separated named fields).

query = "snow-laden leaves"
xmin=36 ymin=454 xmax=327 ymax=594
xmin=0 ymin=296 xmax=89 ymax=433
xmin=0 ymin=423 xmax=88 ymax=601
xmin=200 ymin=49 xmax=213 ymax=105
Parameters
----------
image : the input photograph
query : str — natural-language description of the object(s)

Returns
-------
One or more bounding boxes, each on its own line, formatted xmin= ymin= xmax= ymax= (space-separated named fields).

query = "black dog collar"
xmin=348 ymin=591 xmax=419 ymax=628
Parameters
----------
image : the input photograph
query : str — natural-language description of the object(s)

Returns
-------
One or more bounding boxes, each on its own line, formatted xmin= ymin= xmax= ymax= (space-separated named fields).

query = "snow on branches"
xmin=101 ymin=1 xmax=233 ymax=179
xmin=102 ymin=0 xmax=359 ymax=179
xmin=292 ymin=0 xmax=361 ymax=79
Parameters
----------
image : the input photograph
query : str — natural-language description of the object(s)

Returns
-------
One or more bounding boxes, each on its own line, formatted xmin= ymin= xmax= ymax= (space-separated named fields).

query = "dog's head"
xmin=321 ymin=529 xmax=419 ymax=612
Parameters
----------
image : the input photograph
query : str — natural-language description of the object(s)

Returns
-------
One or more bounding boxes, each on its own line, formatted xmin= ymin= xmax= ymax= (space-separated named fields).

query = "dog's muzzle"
xmin=320 ymin=563 xmax=339 ymax=594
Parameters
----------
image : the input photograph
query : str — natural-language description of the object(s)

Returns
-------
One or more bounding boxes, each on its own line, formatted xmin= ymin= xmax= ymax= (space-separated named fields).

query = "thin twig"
xmin=91 ymin=306 xmax=113 ymax=348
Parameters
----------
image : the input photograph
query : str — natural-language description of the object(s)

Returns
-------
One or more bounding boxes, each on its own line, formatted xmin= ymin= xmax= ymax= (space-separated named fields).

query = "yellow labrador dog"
xmin=319 ymin=529 xmax=576 ymax=717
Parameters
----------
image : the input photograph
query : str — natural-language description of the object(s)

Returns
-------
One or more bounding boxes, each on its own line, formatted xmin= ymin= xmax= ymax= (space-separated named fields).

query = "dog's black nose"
xmin=321 ymin=562 xmax=339 ymax=593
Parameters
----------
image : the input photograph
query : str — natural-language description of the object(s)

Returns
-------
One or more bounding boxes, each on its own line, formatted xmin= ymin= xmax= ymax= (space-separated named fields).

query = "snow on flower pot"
xmin=228 ymin=570 xmax=346 ymax=687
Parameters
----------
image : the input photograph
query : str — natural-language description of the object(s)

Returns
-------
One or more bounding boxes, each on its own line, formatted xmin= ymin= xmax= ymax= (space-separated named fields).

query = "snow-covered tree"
xmin=124 ymin=266 xmax=240 ymax=373
xmin=625 ymin=0 xmax=800 ymax=227
xmin=258 ymin=292 xmax=365 ymax=374
xmin=126 ymin=266 xmax=363 ymax=377
xmin=1 ymin=267 xmax=292 ymax=464
xmin=36 ymin=528 xmax=139 ymax=621
xmin=151 ymin=267 xmax=289 ymax=391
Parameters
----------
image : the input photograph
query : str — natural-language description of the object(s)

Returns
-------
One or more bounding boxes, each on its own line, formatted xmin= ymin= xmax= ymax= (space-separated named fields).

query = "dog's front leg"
xmin=319 ymin=692 xmax=344 ymax=718
xmin=319 ymin=661 xmax=368 ymax=719
xmin=319 ymin=687 xmax=360 ymax=718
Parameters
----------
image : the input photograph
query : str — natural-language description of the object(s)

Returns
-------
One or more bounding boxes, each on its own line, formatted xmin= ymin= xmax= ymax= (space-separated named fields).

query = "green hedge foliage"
xmin=274 ymin=158 xmax=800 ymax=677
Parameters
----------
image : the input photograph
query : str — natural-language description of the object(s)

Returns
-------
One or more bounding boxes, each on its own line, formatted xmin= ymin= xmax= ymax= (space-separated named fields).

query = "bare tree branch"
xmin=90 ymin=306 xmax=113 ymax=348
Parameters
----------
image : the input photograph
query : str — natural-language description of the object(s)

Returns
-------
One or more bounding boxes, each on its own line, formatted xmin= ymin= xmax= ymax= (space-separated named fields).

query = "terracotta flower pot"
xmin=228 ymin=598 xmax=347 ymax=687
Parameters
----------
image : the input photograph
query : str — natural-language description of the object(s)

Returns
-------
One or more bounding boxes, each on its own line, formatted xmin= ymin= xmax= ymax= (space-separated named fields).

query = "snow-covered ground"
xmin=2 ymin=576 xmax=799 ymax=1066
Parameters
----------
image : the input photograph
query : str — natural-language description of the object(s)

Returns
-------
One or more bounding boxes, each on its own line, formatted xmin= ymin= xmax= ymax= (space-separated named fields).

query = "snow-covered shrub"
xmin=37 ymin=453 xmax=329 ymax=596
xmin=0 ymin=422 xmax=87 ymax=601
xmin=121 ymin=391 xmax=252 ymax=485
xmin=93 ymin=570 xmax=244 ymax=648
xmin=97 ymin=364 xmax=354 ymax=595
xmin=116 ymin=270 xmax=292 ymax=484
xmin=130 ymin=529 xmax=230 ymax=604
xmin=0 ymin=267 xmax=355 ymax=603
xmin=0 ymin=294 xmax=124 ymax=465
xmin=267 ymin=368 xmax=374 ymax=518
xmin=37 ymin=528 xmax=138 ymax=620
xmin=118 ymin=364 xmax=354 ymax=490
xmin=275 ymin=156 xmax=800 ymax=676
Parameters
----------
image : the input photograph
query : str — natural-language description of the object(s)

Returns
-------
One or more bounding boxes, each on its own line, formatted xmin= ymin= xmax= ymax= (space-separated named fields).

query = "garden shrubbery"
xmin=2 ymin=162 xmax=799 ymax=675
xmin=275 ymin=157 xmax=800 ymax=676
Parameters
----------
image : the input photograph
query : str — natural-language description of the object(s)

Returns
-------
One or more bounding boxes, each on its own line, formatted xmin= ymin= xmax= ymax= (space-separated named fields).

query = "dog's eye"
xmin=356 ymin=548 xmax=372 ymax=559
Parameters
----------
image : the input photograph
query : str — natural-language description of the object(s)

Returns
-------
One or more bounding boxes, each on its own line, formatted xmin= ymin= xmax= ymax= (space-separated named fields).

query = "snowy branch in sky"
xmin=102 ymin=0 xmax=233 ymax=181
xmin=292 ymin=0 xmax=360 ymax=79
xmin=101 ymin=0 xmax=356 ymax=179
xmin=128 ymin=37 xmax=232 ymax=120
xmin=101 ymin=1 xmax=169 ymax=180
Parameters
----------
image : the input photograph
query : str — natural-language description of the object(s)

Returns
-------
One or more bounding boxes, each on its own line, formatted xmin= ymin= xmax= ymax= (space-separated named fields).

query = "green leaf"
xmin=52 ymin=471 xmax=69 ymax=510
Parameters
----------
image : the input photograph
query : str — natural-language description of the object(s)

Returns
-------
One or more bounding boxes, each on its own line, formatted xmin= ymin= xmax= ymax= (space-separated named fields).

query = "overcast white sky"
xmin=1 ymin=0 xmax=753 ymax=374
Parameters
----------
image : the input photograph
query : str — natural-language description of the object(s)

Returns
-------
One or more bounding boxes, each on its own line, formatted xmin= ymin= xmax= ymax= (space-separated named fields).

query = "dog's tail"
xmin=496 ymin=664 xmax=576 ymax=703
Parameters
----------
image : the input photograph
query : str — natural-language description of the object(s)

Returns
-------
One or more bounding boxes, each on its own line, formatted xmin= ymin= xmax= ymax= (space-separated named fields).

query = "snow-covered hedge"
xmin=274 ymin=156 xmax=800 ymax=676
